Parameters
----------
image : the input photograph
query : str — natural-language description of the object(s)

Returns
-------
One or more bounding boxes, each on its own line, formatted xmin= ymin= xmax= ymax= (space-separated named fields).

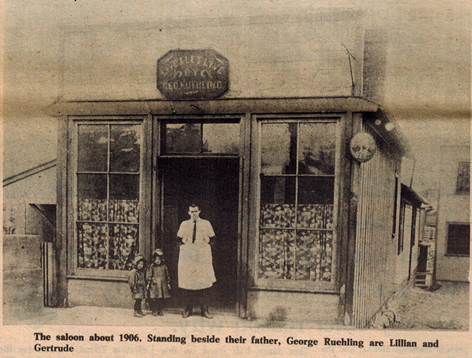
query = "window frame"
xmin=254 ymin=114 xmax=341 ymax=292
xmin=455 ymin=161 xmax=470 ymax=195
xmin=445 ymin=222 xmax=470 ymax=257
xmin=69 ymin=116 xmax=151 ymax=279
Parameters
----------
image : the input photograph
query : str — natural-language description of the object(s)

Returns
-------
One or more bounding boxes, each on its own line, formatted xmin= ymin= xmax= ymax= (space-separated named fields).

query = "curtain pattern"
xmin=77 ymin=223 xmax=108 ymax=269
xmin=259 ymin=203 xmax=333 ymax=281
xmin=108 ymin=224 xmax=139 ymax=270
xmin=77 ymin=199 xmax=139 ymax=269
xmin=259 ymin=229 xmax=295 ymax=279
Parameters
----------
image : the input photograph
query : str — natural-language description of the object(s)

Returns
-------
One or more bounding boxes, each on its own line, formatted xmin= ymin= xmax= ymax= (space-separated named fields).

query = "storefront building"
xmin=44 ymin=10 xmax=413 ymax=327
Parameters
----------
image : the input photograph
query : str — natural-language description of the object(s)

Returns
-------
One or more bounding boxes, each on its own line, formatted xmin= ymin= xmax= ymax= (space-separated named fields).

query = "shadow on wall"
xmin=3 ymin=235 xmax=57 ymax=325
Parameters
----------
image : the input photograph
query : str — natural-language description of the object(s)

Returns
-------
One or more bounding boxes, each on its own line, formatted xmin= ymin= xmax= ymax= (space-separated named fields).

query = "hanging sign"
xmin=350 ymin=132 xmax=377 ymax=163
xmin=157 ymin=49 xmax=229 ymax=100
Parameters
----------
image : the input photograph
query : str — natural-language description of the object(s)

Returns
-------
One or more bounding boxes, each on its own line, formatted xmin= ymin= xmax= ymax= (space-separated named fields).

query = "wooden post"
xmin=343 ymin=112 xmax=362 ymax=325
xmin=55 ymin=116 xmax=69 ymax=307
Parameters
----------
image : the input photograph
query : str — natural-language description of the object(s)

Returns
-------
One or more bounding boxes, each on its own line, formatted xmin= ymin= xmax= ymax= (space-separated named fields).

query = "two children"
xmin=128 ymin=249 xmax=171 ymax=318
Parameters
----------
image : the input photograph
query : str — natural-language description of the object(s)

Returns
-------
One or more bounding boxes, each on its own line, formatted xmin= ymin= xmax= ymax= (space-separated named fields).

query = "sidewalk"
xmin=5 ymin=306 xmax=255 ymax=328
xmin=5 ymin=281 xmax=468 ymax=330
xmin=4 ymin=305 xmax=347 ymax=330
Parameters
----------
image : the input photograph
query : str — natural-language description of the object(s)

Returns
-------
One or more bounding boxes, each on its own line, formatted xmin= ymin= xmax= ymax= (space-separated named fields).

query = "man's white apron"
xmin=178 ymin=242 xmax=216 ymax=290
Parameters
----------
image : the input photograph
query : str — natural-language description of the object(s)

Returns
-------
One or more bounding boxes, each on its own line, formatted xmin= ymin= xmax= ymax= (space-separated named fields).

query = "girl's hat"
xmin=152 ymin=249 xmax=164 ymax=257
xmin=133 ymin=255 xmax=145 ymax=265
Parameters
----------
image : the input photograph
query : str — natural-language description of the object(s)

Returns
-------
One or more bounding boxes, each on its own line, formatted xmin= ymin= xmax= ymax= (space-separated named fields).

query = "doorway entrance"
xmin=417 ymin=244 xmax=428 ymax=272
xmin=159 ymin=157 xmax=240 ymax=313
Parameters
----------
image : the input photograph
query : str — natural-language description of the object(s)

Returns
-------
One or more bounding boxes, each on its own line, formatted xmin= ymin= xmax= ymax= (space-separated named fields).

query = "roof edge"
xmin=44 ymin=96 xmax=380 ymax=117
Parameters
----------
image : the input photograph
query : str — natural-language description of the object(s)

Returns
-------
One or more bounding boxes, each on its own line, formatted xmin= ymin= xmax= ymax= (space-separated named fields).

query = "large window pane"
xmin=296 ymin=231 xmax=333 ymax=281
xmin=110 ymin=125 xmax=141 ymax=172
xmin=298 ymin=122 xmax=336 ymax=175
xmin=109 ymin=174 xmax=139 ymax=200
xmin=78 ymin=174 xmax=107 ymax=199
xmin=109 ymin=200 xmax=139 ymax=224
xmin=108 ymin=224 xmax=139 ymax=270
xmin=203 ymin=123 xmax=239 ymax=154
xmin=78 ymin=125 xmax=108 ymax=172
xmin=77 ymin=223 xmax=108 ymax=269
xmin=77 ymin=174 xmax=107 ymax=221
xmin=260 ymin=204 xmax=295 ymax=228
xmin=260 ymin=176 xmax=296 ymax=205
xmin=261 ymin=123 xmax=296 ymax=174
xmin=298 ymin=177 xmax=334 ymax=205
xmin=109 ymin=175 xmax=139 ymax=223
xmin=297 ymin=204 xmax=334 ymax=229
xmin=259 ymin=229 xmax=295 ymax=279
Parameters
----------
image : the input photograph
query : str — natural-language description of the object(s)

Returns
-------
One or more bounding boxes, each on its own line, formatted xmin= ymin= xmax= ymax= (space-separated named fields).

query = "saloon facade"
xmin=45 ymin=10 xmax=415 ymax=327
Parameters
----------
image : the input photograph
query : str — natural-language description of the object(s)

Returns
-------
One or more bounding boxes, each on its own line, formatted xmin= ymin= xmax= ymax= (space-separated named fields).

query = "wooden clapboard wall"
xmin=352 ymin=123 xmax=400 ymax=328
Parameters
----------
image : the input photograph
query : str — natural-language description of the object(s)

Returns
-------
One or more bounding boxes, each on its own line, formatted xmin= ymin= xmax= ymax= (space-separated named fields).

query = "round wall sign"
xmin=350 ymin=132 xmax=377 ymax=163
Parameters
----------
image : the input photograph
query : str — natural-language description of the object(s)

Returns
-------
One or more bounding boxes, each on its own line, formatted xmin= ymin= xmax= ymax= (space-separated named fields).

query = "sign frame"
xmin=157 ymin=49 xmax=230 ymax=100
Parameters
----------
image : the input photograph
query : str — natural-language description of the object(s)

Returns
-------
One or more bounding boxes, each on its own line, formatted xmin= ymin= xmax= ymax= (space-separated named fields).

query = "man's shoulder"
xmin=199 ymin=219 xmax=213 ymax=226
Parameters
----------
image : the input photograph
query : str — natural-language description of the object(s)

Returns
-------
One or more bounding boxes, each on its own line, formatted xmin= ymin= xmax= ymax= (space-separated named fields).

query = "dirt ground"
xmin=377 ymin=281 xmax=469 ymax=330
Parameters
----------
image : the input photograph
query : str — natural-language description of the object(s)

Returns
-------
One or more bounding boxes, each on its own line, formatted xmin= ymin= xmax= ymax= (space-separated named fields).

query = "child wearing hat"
xmin=146 ymin=249 xmax=171 ymax=316
xmin=128 ymin=255 xmax=147 ymax=317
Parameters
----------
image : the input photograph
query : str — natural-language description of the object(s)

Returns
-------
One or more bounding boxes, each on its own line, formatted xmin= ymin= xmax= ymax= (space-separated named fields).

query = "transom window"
xmin=162 ymin=121 xmax=239 ymax=155
xmin=258 ymin=120 xmax=337 ymax=285
xmin=75 ymin=123 xmax=142 ymax=271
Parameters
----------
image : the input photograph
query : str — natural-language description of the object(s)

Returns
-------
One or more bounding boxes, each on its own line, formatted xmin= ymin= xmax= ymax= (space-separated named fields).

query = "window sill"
xmin=444 ymin=254 xmax=470 ymax=258
xmin=248 ymin=286 xmax=338 ymax=295
xmin=68 ymin=269 xmax=131 ymax=282
xmin=254 ymin=278 xmax=336 ymax=293
xmin=67 ymin=275 xmax=128 ymax=282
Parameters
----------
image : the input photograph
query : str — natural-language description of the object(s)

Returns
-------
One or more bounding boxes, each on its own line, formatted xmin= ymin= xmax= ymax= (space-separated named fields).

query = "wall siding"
xmin=352 ymin=123 xmax=399 ymax=328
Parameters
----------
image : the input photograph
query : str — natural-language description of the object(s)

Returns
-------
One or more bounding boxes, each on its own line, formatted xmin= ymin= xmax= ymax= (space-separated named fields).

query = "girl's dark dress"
xmin=146 ymin=264 xmax=171 ymax=299
xmin=128 ymin=268 xmax=146 ymax=299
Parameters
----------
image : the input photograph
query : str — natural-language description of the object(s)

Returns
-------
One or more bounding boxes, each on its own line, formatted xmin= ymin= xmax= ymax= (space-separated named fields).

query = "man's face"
xmin=188 ymin=207 xmax=201 ymax=221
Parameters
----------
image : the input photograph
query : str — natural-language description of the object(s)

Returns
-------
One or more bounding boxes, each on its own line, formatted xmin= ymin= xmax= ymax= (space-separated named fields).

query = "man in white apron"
xmin=177 ymin=204 xmax=216 ymax=318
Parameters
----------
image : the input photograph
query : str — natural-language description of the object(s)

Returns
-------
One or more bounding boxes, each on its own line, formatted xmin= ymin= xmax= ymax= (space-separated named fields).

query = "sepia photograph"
xmin=2 ymin=0 xmax=470 ymax=356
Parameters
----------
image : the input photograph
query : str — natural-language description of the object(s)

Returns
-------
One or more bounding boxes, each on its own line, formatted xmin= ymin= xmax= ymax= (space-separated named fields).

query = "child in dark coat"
xmin=128 ymin=255 xmax=147 ymax=317
xmin=146 ymin=249 xmax=171 ymax=316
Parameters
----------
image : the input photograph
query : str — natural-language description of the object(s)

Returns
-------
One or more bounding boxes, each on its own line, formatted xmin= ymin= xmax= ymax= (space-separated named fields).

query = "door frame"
xmin=151 ymin=114 xmax=250 ymax=317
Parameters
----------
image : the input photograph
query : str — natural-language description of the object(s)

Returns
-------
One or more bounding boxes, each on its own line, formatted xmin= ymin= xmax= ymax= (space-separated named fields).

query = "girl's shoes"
xmin=182 ymin=305 xmax=192 ymax=318
xmin=134 ymin=311 xmax=144 ymax=318
xmin=201 ymin=305 xmax=213 ymax=319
